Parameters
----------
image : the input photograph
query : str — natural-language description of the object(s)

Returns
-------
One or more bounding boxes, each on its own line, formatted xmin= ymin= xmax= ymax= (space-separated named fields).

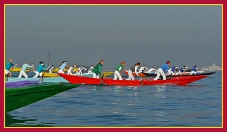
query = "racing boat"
xmin=58 ymin=73 xmax=208 ymax=86
xmin=5 ymin=83 xmax=80 ymax=112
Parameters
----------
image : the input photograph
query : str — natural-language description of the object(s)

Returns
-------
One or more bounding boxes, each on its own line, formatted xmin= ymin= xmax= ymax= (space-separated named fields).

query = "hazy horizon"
xmin=5 ymin=5 xmax=222 ymax=70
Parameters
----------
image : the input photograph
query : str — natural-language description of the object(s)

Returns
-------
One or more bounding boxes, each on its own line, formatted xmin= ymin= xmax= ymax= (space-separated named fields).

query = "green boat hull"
xmin=5 ymin=83 xmax=79 ymax=113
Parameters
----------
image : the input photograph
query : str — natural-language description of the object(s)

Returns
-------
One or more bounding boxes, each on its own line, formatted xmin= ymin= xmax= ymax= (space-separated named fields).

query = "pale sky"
xmin=5 ymin=5 xmax=222 ymax=69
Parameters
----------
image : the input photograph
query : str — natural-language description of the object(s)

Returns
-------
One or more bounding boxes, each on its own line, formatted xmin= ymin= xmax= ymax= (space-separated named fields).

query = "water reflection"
xmin=155 ymin=86 xmax=167 ymax=98
xmin=154 ymin=111 xmax=168 ymax=122
xmin=112 ymin=86 xmax=141 ymax=117
xmin=112 ymin=86 xmax=178 ymax=125
xmin=5 ymin=113 xmax=54 ymax=127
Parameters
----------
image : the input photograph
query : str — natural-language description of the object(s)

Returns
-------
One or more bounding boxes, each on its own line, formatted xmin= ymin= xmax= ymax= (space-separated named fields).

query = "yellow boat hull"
xmin=10 ymin=68 xmax=30 ymax=72
xmin=103 ymin=71 xmax=114 ymax=77
xmin=43 ymin=73 xmax=59 ymax=77
xmin=10 ymin=67 xmax=78 ymax=73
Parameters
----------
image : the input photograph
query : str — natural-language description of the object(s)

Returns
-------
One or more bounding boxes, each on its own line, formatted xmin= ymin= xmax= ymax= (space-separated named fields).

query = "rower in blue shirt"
xmin=33 ymin=61 xmax=49 ymax=78
xmin=5 ymin=58 xmax=17 ymax=78
xmin=176 ymin=66 xmax=186 ymax=75
xmin=168 ymin=66 xmax=176 ymax=75
xmin=190 ymin=65 xmax=198 ymax=75
xmin=154 ymin=61 xmax=170 ymax=80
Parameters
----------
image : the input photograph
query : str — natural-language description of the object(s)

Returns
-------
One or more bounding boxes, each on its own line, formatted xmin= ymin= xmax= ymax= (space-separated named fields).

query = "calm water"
xmin=5 ymin=71 xmax=222 ymax=127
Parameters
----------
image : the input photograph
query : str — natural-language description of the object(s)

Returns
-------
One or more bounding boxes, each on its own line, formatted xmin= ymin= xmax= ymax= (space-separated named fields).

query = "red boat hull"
xmin=58 ymin=73 xmax=207 ymax=86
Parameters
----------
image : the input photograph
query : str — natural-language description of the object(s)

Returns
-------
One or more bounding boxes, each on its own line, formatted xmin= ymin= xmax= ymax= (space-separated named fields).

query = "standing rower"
xmin=18 ymin=61 xmax=33 ymax=78
xmin=5 ymin=58 xmax=17 ymax=79
xmin=92 ymin=60 xmax=104 ymax=78
xmin=126 ymin=62 xmax=140 ymax=80
xmin=67 ymin=65 xmax=74 ymax=75
xmin=113 ymin=61 xmax=126 ymax=80
xmin=33 ymin=61 xmax=48 ymax=78
xmin=58 ymin=61 xmax=67 ymax=74
xmin=190 ymin=65 xmax=198 ymax=75
xmin=154 ymin=61 xmax=170 ymax=80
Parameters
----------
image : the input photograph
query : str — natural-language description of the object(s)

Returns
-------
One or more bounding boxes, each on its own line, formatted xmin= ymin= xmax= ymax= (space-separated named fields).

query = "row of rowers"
xmin=5 ymin=59 xmax=91 ymax=79
xmin=5 ymin=59 xmax=198 ymax=80
xmin=58 ymin=60 xmax=198 ymax=80
xmin=82 ymin=60 xmax=198 ymax=80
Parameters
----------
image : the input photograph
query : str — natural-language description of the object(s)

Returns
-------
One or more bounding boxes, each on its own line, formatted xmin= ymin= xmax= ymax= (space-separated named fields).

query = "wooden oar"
xmin=31 ymin=63 xmax=35 ymax=72
xmin=41 ymin=51 xmax=51 ymax=82
xmin=48 ymin=51 xmax=50 ymax=66
xmin=100 ymin=74 xmax=104 ymax=84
